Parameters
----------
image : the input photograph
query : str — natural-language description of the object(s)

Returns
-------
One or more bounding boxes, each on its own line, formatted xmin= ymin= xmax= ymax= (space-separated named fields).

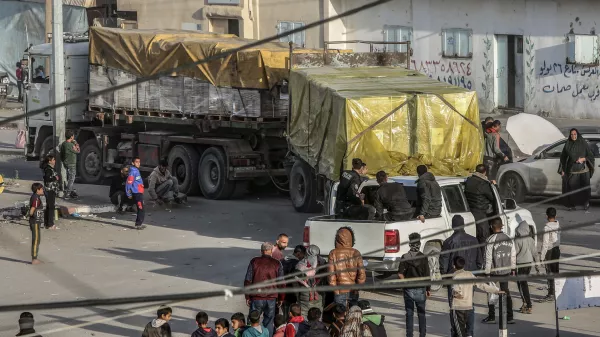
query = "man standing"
xmin=328 ymin=227 xmax=366 ymax=308
xmin=464 ymin=164 xmax=495 ymax=259
xmin=439 ymin=215 xmax=482 ymax=337
xmin=398 ymin=232 xmax=430 ymax=337
xmin=272 ymin=233 xmax=289 ymax=261
xmin=60 ymin=130 xmax=80 ymax=199
xmin=16 ymin=62 xmax=23 ymax=103
xmin=126 ymin=157 xmax=146 ymax=230
xmin=483 ymin=218 xmax=516 ymax=324
xmin=415 ymin=165 xmax=442 ymax=223
xmin=373 ymin=171 xmax=413 ymax=221
xmin=336 ymin=158 xmax=375 ymax=220
xmin=148 ymin=158 xmax=182 ymax=206
xmin=483 ymin=120 xmax=509 ymax=183
xmin=244 ymin=242 xmax=285 ymax=337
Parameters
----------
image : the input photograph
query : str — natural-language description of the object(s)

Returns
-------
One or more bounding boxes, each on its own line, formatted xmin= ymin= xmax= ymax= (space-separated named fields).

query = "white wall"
xmin=327 ymin=0 xmax=600 ymax=119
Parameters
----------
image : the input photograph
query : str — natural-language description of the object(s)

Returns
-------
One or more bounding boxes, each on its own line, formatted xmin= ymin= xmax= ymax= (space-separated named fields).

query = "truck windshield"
xmin=30 ymin=56 xmax=49 ymax=83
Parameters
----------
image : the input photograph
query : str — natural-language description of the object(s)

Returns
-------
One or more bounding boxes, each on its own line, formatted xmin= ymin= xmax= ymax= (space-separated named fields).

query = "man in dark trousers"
xmin=464 ymin=164 xmax=495 ymax=259
xmin=335 ymin=158 xmax=375 ymax=220
xmin=244 ymin=242 xmax=285 ymax=337
xmin=110 ymin=166 xmax=134 ymax=213
xmin=439 ymin=215 xmax=482 ymax=337
xmin=126 ymin=157 xmax=146 ymax=230
xmin=373 ymin=171 xmax=413 ymax=221
xmin=415 ymin=165 xmax=442 ymax=223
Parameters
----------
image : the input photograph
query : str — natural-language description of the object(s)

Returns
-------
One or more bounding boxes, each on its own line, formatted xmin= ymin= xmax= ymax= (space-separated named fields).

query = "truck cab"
xmin=24 ymin=39 xmax=91 ymax=159
xmin=303 ymin=175 xmax=537 ymax=288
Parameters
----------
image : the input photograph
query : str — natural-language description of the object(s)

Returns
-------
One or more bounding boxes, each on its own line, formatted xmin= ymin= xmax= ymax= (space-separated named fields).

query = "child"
xmin=451 ymin=256 xmax=504 ymax=337
xmin=327 ymin=304 xmax=346 ymax=337
xmin=16 ymin=312 xmax=41 ymax=337
xmin=515 ymin=220 xmax=540 ymax=314
xmin=273 ymin=314 xmax=286 ymax=337
xmin=215 ymin=318 xmax=235 ymax=337
xmin=242 ymin=310 xmax=269 ymax=337
xmin=192 ymin=312 xmax=218 ymax=337
xmin=231 ymin=313 xmax=247 ymax=337
xmin=142 ymin=306 xmax=172 ymax=337
xmin=285 ymin=303 xmax=305 ymax=337
xmin=41 ymin=154 xmax=59 ymax=229
xmin=540 ymin=207 xmax=561 ymax=302
xmin=29 ymin=183 xmax=45 ymax=265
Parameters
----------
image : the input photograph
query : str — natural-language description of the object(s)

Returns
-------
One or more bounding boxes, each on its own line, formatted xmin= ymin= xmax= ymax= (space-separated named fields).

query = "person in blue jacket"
xmin=126 ymin=157 xmax=146 ymax=229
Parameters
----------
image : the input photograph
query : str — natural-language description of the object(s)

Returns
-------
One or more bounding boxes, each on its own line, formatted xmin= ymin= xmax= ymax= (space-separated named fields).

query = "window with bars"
xmin=277 ymin=21 xmax=305 ymax=47
xmin=442 ymin=28 xmax=472 ymax=58
xmin=383 ymin=25 xmax=412 ymax=52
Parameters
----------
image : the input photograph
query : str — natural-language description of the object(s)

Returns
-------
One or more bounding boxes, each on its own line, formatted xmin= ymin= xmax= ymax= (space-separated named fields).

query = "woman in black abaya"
xmin=559 ymin=128 xmax=595 ymax=211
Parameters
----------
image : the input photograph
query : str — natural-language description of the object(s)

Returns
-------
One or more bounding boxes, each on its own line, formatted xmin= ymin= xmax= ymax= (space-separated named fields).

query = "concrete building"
xmin=326 ymin=0 xmax=600 ymax=118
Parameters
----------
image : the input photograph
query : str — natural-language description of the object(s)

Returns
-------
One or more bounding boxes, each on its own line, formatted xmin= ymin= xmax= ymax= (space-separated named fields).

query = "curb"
xmin=0 ymin=149 xmax=23 ymax=156
xmin=7 ymin=200 xmax=116 ymax=217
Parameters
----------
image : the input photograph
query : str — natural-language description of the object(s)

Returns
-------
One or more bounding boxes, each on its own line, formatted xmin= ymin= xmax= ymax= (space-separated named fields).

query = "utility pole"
xmin=52 ymin=0 xmax=67 ymax=194
xmin=45 ymin=0 xmax=52 ymax=71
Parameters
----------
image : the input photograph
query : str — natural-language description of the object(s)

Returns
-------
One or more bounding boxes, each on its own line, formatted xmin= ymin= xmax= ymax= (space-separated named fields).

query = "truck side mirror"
xmin=503 ymin=198 xmax=517 ymax=210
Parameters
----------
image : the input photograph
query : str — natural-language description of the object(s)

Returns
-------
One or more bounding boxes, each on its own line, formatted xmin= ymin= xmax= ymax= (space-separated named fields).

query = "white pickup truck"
xmin=302 ymin=176 xmax=537 ymax=289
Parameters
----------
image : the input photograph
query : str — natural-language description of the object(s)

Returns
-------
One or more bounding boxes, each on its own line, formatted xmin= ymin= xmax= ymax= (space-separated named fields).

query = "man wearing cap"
xmin=335 ymin=158 xmax=375 ymax=220
xmin=373 ymin=171 xmax=414 ymax=221
xmin=244 ymin=242 xmax=285 ymax=336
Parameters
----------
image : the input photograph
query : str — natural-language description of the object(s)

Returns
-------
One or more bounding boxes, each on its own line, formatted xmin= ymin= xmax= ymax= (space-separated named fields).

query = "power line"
xmin=0 ymin=0 xmax=395 ymax=127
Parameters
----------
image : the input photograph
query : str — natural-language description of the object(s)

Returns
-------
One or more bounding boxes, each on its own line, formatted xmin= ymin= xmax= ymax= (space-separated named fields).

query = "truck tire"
xmin=78 ymin=139 xmax=105 ymax=184
xmin=423 ymin=241 xmax=442 ymax=292
xmin=168 ymin=145 xmax=200 ymax=196
xmin=198 ymin=147 xmax=236 ymax=199
xmin=289 ymin=160 xmax=321 ymax=213
xmin=40 ymin=136 xmax=54 ymax=158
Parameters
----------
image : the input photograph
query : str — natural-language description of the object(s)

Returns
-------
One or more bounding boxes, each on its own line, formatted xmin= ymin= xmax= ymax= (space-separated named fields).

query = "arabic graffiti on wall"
xmin=410 ymin=59 xmax=473 ymax=89
xmin=539 ymin=61 xmax=600 ymax=78
xmin=481 ymin=34 xmax=493 ymax=100
xmin=539 ymin=60 xmax=600 ymax=102
xmin=542 ymin=83 xmax=600 ymax=101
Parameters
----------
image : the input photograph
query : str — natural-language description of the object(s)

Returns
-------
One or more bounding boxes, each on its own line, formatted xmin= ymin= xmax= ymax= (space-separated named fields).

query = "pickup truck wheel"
xmin=78 ymin=139 xmax=105 ymax=184
xmin=423 ymin=242 xmax=442 ymax=292
xmin=500 ymin=172 xmax=526 ymax=203
xmin=198 ymin=147 xmax=236 ymax=199
xmin=289 ymin=160 xmax=321 ymax=213
xmin=169 ymin=145 xmax=200 ymax=195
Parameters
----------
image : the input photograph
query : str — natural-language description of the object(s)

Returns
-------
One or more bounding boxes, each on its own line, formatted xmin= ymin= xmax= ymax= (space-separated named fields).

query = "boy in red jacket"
xmin=284 ymin=304 xmax=304 ymax=337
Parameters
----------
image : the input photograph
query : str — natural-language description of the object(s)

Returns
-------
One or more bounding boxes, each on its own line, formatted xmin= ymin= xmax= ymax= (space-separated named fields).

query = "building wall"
xmin=327 ymin=0 xmax=600 ymax=119
xmin=258 ymin=0 xmax=323 ymax=48
xmin=117 ymin=0 xmax=256 ymax=39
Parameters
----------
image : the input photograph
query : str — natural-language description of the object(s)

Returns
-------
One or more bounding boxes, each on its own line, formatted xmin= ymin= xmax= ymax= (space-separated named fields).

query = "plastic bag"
xmin=15 ymin=130 xmax=26 ymax=149
xmin=487 ymin=282 xmax=500 ymax=306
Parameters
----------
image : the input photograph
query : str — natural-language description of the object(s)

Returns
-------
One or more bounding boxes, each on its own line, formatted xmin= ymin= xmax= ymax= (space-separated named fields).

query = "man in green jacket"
xmin=60 ymin=130 xmax=80 ymax=199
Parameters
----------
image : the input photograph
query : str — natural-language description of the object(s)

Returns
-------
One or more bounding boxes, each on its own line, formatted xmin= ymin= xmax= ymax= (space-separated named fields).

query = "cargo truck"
xmin=23 ymin=28 xmax=410 ymax=202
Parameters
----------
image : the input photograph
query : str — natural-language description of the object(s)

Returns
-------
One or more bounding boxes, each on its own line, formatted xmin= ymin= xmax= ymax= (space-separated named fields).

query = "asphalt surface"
xmin=0 ymin=157 xmax=599 ymax=337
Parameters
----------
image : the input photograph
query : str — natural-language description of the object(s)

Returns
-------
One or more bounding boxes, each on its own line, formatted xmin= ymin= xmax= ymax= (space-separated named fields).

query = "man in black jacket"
xmin=373 ymin=171 xmax=414 ymax=221
xmin=464 ymin=164 xmax=495 ymax=259
xmin=439 ymin=215 xmax=482 ymax=337
xmin=335 ymin=158 xmax=375 ymax=220
xmin=416 ymin=165 xmax=442 ymax=223
xmin=109 ymin=166 xmax=134 ymax=213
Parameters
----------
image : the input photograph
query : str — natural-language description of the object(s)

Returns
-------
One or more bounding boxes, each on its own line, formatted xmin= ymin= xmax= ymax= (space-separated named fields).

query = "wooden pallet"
xmin=110 ymin=109 xmax=287 ymax=123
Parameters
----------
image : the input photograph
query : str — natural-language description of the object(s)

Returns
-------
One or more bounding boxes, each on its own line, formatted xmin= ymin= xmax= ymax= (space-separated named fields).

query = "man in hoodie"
xmin=464 ymin=164 xmax=495 ymax=259
xmin=398 ymin=232 xmax=430 ymax=337
xmin=244 ymin=242 xmax=285 ymax=336
xmin=15 ymin=312 xmax=42 ymax=337
xmin=484 ymin=120 xmax=509 ymax=183
xmin=142 ymin=306 xmax=172 ymax=337
xmin=415 ymin=165 xmax=442 ymax=223
xmin=515 ymin=220 xmax=540 ymax=314
xmin=192 ymin=312 xmax=218 ymax=337
xmin=328 ymin=227 xmax=366 ymax=308
xmin=284 ymin=304 xmax=305 ymax=337
xmin=297 ymin=308 xmax=329 ymax=337
xmin=126 ymin=157 xmax=146 ymax=229
xmin=483 ymin=218 xmax=516 ymax=324
xmin=336 ymin=158 xmax=375 ymax=220
xmin=242 ymin=311 xmax=270 ymax=337
xmin=540 ymin=207 xmax=561 ymax=303
xmin=439 ymin=215 xmax=482 ymax=337
xmin=357 ymin=300 xmax=387 ymax=337
xmin=148 ymin=158 xmax=183 ymax=205
xmin=231 ymin=313 xmax=248 ymax=337
xmin=296 ymin=245 xmax=323 ymax=317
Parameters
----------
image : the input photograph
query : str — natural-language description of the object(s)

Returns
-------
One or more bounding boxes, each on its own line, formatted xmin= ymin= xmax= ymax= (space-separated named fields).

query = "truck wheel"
xmin=500 ymin=172 xmax=526 ymax=203
xmin=423 ymin=241 xmax=442 ymax=292
xmin=289 ymin=160 xmax=321 ymax=213
xmin=79 ymin=139 xmax=105 ymax=184
xmin=198 ymin=147 xmax=236 ymax=199
xmin=40 ymin=136 xmax=54 ymax=158
xmin=168 ymin=145 xmax=200 ymax=196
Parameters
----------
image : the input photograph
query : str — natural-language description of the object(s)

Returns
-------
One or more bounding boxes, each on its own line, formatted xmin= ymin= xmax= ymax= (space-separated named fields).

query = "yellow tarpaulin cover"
xmin=88 ymin=27 xmax=323 ymax=90
xmin=289 ymin=67 xmax=483 ymax=181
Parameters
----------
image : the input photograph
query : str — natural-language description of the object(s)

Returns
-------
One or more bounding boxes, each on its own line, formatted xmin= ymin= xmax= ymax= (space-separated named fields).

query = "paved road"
xmin=0 ymin=157 xmax=598 ymax=337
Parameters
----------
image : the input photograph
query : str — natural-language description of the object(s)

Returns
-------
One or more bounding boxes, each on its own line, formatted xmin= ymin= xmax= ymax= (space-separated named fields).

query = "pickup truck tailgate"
xmin=306 ymin=216 xmax=385 ymax=258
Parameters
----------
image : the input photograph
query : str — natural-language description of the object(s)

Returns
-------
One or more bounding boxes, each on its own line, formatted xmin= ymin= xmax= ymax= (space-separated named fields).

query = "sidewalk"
xmin=0 ymin=100 xmax=24 ymax=129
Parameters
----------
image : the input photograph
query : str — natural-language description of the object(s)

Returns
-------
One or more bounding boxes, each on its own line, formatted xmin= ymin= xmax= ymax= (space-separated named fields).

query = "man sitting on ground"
xmin=109 ymin=166 xmax=134 ymax=213
xmin=148 ymin=158 xmax=183 ymax=205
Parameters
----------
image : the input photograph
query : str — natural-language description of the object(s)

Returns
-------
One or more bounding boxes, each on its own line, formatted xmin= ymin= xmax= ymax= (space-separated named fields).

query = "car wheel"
xmin=500 ymin=172 xmax=526 ymax=203
xmin=423 ymin=241 xmax=442 ymax=292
